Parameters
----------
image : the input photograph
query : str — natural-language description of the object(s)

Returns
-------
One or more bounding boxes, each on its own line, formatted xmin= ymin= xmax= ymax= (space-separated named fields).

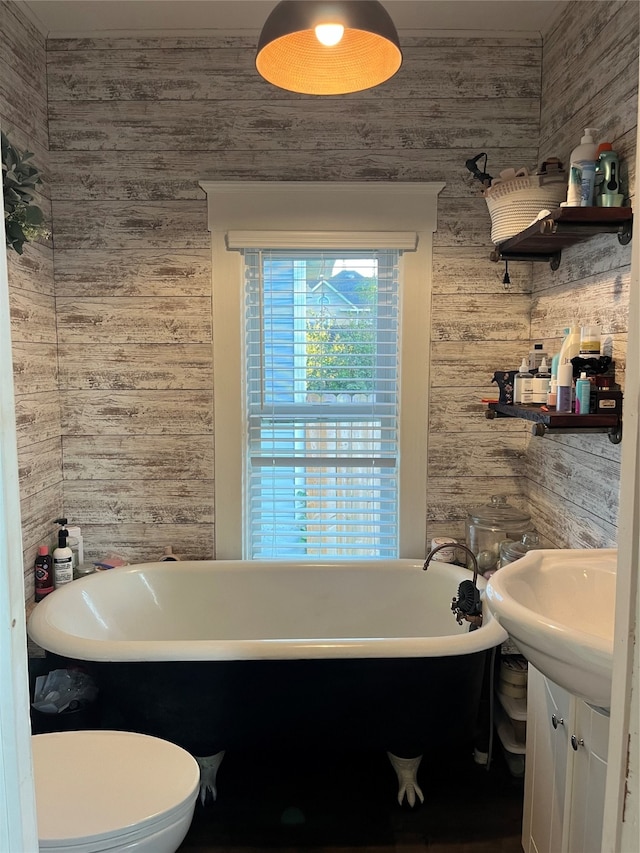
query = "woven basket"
xmin=484 ymin=172 xmax=567 ymax=244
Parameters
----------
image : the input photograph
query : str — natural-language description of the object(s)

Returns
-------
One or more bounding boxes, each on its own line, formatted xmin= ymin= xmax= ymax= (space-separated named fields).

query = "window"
xmin=244 ymin=248 xmax=400 ymax=558
xmin=202 ymin=182 xmax=443 ymax=559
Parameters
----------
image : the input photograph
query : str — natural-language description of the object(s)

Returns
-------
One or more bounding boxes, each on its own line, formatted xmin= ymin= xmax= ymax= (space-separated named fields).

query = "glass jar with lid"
xmin=465 ymin=495 xmax=531 ymax=574
xmin=499 ymin=531 xmax=540 ymax=567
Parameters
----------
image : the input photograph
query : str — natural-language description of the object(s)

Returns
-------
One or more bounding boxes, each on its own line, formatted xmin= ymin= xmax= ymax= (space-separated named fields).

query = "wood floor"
xmin=179 ymin=746 xmax=524 ymax=852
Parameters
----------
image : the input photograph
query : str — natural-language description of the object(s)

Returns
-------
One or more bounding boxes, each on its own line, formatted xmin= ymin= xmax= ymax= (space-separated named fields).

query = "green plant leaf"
xmin=24 ymin=205 xmax=44 ymax=225
xmin=2 ymin=131 xmax=43 ymax=253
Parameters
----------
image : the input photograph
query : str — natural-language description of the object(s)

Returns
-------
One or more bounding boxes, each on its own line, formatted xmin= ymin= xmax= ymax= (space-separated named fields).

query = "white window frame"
xmin=201 ymin=181 xmax=444 ymax=559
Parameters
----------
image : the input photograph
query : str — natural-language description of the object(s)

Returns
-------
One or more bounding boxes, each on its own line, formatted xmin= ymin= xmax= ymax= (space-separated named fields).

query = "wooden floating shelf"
xmin=486 ymin=402 xmax=622 ymax=443
xmin=490 ymin=206 xmax=633 ymax=268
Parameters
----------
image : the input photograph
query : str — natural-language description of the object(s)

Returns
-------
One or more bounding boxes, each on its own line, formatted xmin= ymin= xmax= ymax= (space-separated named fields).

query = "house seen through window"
xmin=244 ymin=249 xmax=400 ymax=559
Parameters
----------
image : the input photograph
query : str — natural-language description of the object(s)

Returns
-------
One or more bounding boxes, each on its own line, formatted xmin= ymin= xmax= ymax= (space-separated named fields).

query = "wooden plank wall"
xmin=8 ymin=1 xmax=634 ymax=584
xmin=1 ymin=0 xmax=61 ymax=601
xmin=524 ymin=0 xmax=638 ymax=548
xmin=45 ymin=28 xmax=541 ymax=563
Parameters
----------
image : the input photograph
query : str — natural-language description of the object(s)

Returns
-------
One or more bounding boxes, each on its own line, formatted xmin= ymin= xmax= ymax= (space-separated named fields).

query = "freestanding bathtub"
xmin=28 ymin=559 xmax=507 ymax=803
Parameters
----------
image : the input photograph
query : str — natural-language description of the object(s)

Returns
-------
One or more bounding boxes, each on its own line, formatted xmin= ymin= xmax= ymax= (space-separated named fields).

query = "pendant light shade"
xmin=256 ymin=1 xmax=402 ymax=95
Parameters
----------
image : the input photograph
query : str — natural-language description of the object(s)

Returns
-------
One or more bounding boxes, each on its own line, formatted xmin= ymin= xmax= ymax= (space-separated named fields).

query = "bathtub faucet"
xmin=423 ymin=543 xmax=483 ymax=630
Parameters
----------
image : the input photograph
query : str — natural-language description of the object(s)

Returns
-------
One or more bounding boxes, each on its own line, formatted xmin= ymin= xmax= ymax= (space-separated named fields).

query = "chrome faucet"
xmin=423 ymin=542 xmax=483 ymax=629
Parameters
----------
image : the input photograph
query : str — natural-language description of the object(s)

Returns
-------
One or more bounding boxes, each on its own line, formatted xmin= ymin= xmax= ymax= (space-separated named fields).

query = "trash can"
xmin=30 ymin=668 xmax=99 ymax=734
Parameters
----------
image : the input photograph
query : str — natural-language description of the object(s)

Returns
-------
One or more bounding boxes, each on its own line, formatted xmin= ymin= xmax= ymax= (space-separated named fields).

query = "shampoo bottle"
xmin=53 ymin=521 xmax=74 ymax=588
xmin=34 ymin=546 xmax=54 ymax=602
xmin=566 ymin=128 xmax=599 ymax=206
xmin=514 ymin=358 xmax=533 ymax=404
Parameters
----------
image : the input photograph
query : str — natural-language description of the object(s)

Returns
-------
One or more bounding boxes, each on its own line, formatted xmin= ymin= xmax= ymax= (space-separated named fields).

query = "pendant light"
xmin=256 ymin=1 xmax=402 ymax=95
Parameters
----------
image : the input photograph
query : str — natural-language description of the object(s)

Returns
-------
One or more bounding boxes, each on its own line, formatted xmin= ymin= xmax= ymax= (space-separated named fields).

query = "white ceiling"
xmin=23 ymin=0 xmax=568 ymax=37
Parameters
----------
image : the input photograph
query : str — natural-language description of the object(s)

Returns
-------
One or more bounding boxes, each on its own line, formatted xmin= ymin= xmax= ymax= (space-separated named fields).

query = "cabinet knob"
xmin=552 ymin=714 xmax=564 ymax=729
xmin=571 ymin=735 xmax=585 ymax=751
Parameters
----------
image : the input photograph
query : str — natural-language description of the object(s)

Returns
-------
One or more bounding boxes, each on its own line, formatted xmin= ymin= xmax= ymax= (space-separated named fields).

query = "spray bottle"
xmin=53 ymin=518 xmax=74 ymax=588
xmin=575 ymin=371 xmax=592 ymax=414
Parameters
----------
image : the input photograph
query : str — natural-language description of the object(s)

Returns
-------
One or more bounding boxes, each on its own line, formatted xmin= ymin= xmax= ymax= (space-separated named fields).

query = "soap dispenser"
xmin=52 ymin=518 xmax=74 ymax=588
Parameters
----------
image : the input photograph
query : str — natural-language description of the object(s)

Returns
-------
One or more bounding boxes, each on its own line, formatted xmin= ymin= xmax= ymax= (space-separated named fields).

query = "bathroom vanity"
xmin=522 ymin=665 xmax=610 ymax=853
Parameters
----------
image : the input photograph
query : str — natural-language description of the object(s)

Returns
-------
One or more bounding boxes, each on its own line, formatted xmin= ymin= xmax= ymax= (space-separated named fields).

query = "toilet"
xmin=32 ymin=730 xmax=200 ymax=853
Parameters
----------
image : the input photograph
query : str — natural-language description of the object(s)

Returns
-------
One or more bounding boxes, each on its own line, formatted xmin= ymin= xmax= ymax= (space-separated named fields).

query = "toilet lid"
xmin=32 ymin=730 xmax=200 ymax=846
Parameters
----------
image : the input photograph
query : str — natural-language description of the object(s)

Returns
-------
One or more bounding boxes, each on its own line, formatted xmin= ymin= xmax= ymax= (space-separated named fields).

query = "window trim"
xmin=201 ymin=181 xmax=444 ymax=559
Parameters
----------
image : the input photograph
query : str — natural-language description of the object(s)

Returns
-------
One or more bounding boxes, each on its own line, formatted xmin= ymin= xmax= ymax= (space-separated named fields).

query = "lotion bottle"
xmin=558 ymin=325 xmax=580 ymax=368
xmin=53 ymin=522 xmax=74 ymax=588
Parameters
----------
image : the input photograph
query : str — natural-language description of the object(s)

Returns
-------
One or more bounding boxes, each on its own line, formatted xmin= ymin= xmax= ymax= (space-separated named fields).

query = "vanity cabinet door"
xmin=566 ymin=700 xmax=610 ymax=853
xmin=523 ymin=666 xmax=573 ymax=853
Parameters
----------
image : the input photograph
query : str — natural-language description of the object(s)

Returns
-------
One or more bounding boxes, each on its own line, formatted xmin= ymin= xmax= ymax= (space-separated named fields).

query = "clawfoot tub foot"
xmin=386 ymin=751 xmax=424 ymax=807
xmin=195 ymin=751 xmax=225 ymax=805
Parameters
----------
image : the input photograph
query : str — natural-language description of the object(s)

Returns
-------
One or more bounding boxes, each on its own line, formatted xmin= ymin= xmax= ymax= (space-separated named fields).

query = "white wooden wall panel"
xmin=527 ymin=0 xmax=638 ymax=547
xmin=48 ymin=148 xmax=540 ymax=201
xmin=58 ymin=343 xmax=213 ymax=390
xmin=42 ymin=28 xmax=546 ymax=556
xmin=54 ymin=248 xmax=212 ymax=297
xmin=1 ymin=0 xmax=60 ymax=595
xmin=5 ymin=1 xmax=635 ymax=575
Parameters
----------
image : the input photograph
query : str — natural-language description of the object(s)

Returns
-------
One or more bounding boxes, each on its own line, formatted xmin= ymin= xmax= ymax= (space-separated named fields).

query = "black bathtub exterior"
xmin=85 ymin=650 xmax=489 ymax=760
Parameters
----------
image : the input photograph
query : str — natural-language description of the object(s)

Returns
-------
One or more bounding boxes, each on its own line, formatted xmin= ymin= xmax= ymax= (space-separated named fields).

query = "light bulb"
xmin=315 ymin=23 xmax=344 ymax=46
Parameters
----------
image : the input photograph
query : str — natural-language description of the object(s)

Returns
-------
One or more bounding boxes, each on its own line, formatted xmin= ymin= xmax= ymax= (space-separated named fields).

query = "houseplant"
xmin=2 ymin=130 xmax=48 ymax=254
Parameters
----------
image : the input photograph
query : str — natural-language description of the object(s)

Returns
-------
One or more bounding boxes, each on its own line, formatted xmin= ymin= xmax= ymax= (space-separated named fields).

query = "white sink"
xmin=485 ymin=548 xmax=617 ymax=708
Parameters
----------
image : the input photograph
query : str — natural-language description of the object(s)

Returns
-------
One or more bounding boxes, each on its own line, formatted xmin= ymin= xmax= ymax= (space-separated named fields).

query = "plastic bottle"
xmin=528 ymin=343 xmax=548 ymax=372
xmin=579 ymin=162 xmax=597 ymax=206
xmin=566 ymin=128 xmax=599 ymax=206
xmin=595 ymin=143 xmax=621 ymax=206
xmin=514 ymin=358 xmax=533 ymax=405
xmin=67 ymin=524 xmax=84 ymax=574
xmin=575 ymin=371 xmax=592 ymax=414
xmin=531 ymin=357 xmax=551 ymax=404
xmin=34 ymin=546 xmax=54 ymax=602
xmin=53 ymin=522 xmax=74 ymax=588
xmin=557 ymin=363 xmax=573 ymax=413
xmin=547 ymin=377 xmax=558 ymax=408
xmin=558 ymin=325 xmax=580 ymax=368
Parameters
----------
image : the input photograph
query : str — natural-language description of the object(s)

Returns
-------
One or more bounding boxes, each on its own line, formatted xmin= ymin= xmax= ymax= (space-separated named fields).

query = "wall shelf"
xmin=485 ymin=402 xmax=622 ymax=443
xmin=489 ymin=206 xmax=633 ymax=269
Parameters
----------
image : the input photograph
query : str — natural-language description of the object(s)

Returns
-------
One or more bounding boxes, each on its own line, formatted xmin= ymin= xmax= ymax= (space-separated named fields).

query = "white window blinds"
xmin=243 ymin=248 xmax=402 ymax=559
